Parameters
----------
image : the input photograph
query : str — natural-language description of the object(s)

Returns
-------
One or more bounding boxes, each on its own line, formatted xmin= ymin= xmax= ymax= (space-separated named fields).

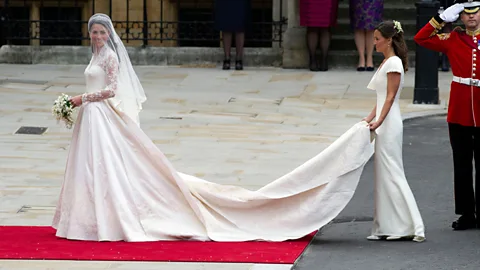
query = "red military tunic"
xmin=414 ymin=15 xmax=480 ymax=127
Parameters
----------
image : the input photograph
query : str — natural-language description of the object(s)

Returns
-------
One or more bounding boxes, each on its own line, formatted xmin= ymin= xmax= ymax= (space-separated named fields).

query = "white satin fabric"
xmin=367 ymin=56 xmax=425 ymax=240
xmin=52 ymin=63 xmax=376 ymax=242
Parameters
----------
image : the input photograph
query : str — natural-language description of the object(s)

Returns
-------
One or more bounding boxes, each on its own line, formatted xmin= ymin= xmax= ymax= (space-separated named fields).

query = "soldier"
xmin=414 ymin=0 xmax=480 ymax=230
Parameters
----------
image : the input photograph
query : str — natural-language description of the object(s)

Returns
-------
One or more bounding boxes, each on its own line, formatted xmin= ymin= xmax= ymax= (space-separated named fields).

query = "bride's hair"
xmin=87 ymin=14 xmax=120 ymax=62
xmin=376 ymin=20 xmax=408 ymax=72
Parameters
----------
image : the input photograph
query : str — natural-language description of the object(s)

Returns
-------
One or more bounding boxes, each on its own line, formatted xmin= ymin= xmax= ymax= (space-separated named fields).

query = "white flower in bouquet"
xmin=52 ymin=93 xmax=75 ymax=129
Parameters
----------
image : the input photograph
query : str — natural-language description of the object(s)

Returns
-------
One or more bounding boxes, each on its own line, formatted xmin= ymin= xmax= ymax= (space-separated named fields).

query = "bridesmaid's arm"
xmin=363 ymin=105 xmax=377 ymax=123
xmin=81 ymin=53 xmax=119 ymax=104
xmin=370 ymin=72 xmax=401 ymax=130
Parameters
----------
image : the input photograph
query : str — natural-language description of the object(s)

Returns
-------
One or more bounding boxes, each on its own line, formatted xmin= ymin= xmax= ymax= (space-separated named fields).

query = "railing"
xmin=0 ymin=0 xmax=287 ymax=48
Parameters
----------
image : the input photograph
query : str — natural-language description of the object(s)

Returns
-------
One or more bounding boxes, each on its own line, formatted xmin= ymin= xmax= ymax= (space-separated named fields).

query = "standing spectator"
xmin=214 ymin=0 xmax=252 ymax=70
xmin=350 ymin=0 xmax=384 ymax=71
xmin=300 ymin=0 xmax=339 ymax=71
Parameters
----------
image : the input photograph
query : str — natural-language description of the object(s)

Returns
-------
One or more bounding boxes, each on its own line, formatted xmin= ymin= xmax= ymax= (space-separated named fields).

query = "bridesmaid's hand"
xmin=369 ymin=121 xmax=381 ymax=131
xmin=362 ymin=117 xmax=374 ymax=123
xmin=69 ymin=95 xmax=83 ymax=108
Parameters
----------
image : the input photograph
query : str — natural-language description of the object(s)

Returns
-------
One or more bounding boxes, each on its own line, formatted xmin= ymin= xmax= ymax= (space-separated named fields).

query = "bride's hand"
xmin=369 ymin=121 xmax=381 ymax=131
xmin=69 ymin=95 xmax=83 ymax=108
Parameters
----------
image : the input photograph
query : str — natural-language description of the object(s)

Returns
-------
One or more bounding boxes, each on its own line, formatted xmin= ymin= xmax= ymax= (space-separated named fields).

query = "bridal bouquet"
xmin=52 ymin=93 xmax=75 ymax=129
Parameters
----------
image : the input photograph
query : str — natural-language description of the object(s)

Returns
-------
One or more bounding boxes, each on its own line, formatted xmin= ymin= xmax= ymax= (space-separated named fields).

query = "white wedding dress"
xmin=367 ymin=56 xmax=425 ymax=241
xmin=52 ymin=47 xmax=376 ymax=242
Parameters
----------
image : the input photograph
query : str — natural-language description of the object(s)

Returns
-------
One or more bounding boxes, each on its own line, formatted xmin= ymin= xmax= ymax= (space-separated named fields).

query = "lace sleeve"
xmin=81 ymin=53 xmax=119 ymax=104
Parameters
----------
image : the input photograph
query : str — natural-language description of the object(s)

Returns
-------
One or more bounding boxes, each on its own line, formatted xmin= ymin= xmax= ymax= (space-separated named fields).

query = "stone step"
xmin=338 ymin=3 xmax=418 ymax=22
xmin=326 ymin=50 xmax=417 ymax=68
xmin=383 ymin=0 xmax=428 ymax=5
xmin=330 ymin=34 xmax=417 ymax=51
xmin=334 ymin=19 xmax=417 ymax=37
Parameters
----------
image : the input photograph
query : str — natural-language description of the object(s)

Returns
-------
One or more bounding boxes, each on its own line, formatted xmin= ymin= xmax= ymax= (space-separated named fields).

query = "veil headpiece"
xmin=87 ymin=13 xmax=147 ymax=125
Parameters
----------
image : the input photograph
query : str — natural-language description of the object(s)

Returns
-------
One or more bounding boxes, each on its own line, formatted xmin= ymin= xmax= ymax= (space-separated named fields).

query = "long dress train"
xmin=52 ymin=47 xmax=375 ymax=242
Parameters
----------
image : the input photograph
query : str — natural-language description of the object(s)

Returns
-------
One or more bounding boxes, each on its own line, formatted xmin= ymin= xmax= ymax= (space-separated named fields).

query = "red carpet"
xmin=0 ymin=226 xmax=315 ymax=263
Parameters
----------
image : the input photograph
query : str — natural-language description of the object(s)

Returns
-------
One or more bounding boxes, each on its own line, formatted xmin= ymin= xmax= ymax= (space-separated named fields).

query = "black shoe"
xmin=309 ymin=58 xmax=319 ymax=72
xmin=357 ymin=66 xmax=366 ymax=71
xmin=366 ymin=66 xmax=375 ymax=72
xmin=222 ymin=59 xmax=231 ymax=70
xmin=319 ymin=57 xmax=328 ymax=72
xmin=235 ymin=60 xmax=243 ymax=70
xmin=452 ymin=215 xmax=477 ymax=230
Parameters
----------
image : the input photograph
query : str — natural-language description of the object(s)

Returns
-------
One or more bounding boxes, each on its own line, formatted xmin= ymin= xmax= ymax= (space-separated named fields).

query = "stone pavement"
xmin=0 ymin=64 xmax=450 ymax=269
xmin=293 ymin=116 xmax=480 ymax=270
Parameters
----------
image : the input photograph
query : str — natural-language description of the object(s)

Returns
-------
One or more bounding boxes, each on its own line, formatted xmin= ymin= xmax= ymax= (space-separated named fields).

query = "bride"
xmin=53 ymin=13 xmax=375 ymax=242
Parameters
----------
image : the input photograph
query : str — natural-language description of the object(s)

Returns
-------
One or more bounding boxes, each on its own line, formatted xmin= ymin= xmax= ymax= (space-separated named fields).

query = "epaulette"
xmin=437 ymin=33 xmax=451 ymax=40
xmin=453 ymin=26 xmax=465 ymax=33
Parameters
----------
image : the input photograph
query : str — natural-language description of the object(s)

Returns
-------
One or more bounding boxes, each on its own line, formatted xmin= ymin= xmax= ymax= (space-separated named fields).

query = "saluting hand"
xmin=440 ymin=3 xmax=465 ymax=23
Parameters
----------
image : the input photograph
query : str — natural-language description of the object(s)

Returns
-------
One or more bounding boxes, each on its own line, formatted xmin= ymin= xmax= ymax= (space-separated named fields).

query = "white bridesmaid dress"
xmin=366 ymin=56 xmax=425 ymax=242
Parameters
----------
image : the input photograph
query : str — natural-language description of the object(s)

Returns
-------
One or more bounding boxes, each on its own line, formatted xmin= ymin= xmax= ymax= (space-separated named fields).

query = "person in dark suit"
xmin=214 ymin=0 xmax=251 ymax=70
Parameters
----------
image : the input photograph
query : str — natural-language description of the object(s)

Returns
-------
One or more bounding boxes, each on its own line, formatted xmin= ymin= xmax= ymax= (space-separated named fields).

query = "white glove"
xmin=439 ymin=3 xmax=464 ymax=23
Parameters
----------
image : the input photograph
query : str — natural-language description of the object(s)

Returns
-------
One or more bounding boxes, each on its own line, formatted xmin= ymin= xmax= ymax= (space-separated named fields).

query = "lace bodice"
xmin=82 ymin=46 xmax=119 ymax=104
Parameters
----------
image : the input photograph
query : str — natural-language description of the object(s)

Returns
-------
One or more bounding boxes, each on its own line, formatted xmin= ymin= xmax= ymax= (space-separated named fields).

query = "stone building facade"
xmin=0 ymin=0 xmax=312 ymax=67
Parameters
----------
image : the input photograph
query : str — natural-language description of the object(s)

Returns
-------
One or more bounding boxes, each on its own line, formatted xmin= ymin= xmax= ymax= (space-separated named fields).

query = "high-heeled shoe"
xmin=319 ymin=56 xmax=328 ymax=72
xmin=235 ymin=60 xmax=243 ymax=70
xmin=222 ymin=59 xmax=231 ymax=70
xmin=413 ymin=236 xmax=425 ymax=243
xmin=309 ymin=57 xmax=319 ymax=72
xmin=366 ymin=235 xmax=382 ymax=241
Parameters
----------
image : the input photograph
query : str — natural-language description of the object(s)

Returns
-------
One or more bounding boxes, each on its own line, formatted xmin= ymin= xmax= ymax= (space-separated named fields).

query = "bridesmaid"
xmin=363 ymin=21 xmax=425 ymax=243
xmin=300 ymin=0 xmax=339 ymax=71
xmin=350 ymin=0 xmax=384 ymax=71
xmin=214 ymin=0 xmax=252 ymax=70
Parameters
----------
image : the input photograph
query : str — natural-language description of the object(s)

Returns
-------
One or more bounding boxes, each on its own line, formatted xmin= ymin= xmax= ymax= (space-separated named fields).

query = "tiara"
xmin=393 ymin=20 xmax=404 ymax=33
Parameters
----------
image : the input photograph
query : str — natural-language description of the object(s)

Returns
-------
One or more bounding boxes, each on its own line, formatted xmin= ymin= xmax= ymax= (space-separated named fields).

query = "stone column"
xmin=272 ymin=0 xmax=288 ymax=49
xmin=282 ymin=0 xmax=307 ymax=68
xmin=30 ymin=2 xmax=40 ymax=46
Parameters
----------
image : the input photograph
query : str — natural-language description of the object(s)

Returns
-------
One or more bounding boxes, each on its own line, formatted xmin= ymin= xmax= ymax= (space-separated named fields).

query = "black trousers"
xmin=448 ymin=123 xmax=480 ymax=217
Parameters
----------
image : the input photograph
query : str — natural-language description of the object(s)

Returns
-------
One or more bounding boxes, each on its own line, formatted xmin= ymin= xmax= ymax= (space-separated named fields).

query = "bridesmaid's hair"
xmin=376 ymin=21 xmax=409 ymax=72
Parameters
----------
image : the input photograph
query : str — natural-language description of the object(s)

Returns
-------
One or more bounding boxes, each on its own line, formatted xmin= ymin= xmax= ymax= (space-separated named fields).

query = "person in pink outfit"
xmin=300 ymin=0 xmax=339 ymax=71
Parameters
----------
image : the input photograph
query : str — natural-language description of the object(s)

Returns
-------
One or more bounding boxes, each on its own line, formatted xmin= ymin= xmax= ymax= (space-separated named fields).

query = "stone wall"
xmin=0 ymin=45 xmax=282 ymax=66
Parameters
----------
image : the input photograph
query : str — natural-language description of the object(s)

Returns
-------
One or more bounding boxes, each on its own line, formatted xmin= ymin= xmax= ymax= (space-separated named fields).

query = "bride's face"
xmin=89 ymin=24 xmax=109 ymax=49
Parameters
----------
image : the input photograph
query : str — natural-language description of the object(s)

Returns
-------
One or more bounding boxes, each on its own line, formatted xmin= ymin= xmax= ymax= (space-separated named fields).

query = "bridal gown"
xmin=367 ymin=56 xmax=425 ymax=240
xmin=52 ymin=46 xmax=375 ymax=242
